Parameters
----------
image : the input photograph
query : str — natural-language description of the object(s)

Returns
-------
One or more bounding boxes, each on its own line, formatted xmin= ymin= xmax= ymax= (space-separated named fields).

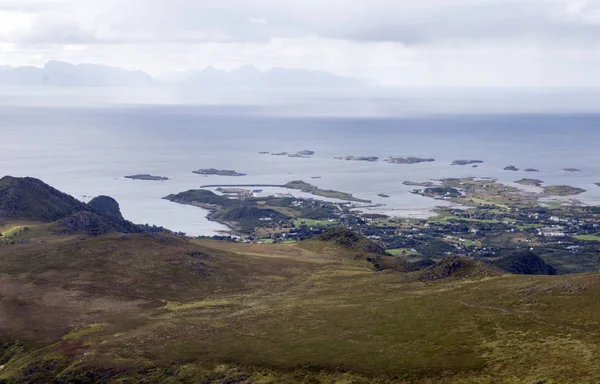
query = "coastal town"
xmin=165 ymin=175 xmax=600 ymax=274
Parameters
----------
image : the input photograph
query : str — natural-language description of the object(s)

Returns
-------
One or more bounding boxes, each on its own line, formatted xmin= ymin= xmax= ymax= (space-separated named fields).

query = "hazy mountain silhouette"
xmin=166 ymin=65 xmax=366 ymax=90
xmin=0 ymin=61 xmax=154 ymax=87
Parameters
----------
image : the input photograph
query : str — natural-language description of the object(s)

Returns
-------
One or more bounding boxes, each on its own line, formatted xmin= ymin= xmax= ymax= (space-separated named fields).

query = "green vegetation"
xmin=576 ymin=234 xmax=600 ymax=242
xmin=543 ymin=185 xmax=586 ymax=196
xmin=0 ymin=176 xmax=89 ymax=222
xmin=294 ymin=218 xmax=338 ymax=227
xmin=284 ymin=180 xmax=371 ymax=202
xmin=492 ymin=250 xmax=557 ymax=275
xmin=2 ymin=227 xmax=600 ymax=382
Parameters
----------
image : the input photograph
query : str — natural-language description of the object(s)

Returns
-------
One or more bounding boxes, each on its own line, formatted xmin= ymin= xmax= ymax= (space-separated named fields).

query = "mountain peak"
xmin=231 ymin=64 xmax=262 ymax=74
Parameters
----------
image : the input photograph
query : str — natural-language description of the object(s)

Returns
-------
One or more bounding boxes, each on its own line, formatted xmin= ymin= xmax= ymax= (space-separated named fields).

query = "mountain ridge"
xmin=0 ymin=60 xmax=367 ymax=89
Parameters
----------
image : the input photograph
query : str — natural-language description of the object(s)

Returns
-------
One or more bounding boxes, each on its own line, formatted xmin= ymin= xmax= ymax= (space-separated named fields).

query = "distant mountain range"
xmin=0 ymin=61 xmax=154 ymax=87
xmin=162 ymin=65 xmax=365 ymax=90
xmin=0 ymin=61 xmax=367 ymax=89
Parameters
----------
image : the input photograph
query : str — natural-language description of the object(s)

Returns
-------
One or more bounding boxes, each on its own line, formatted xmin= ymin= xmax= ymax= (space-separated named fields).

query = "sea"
xmin=1 ymin=88 xmax=599 ymax=236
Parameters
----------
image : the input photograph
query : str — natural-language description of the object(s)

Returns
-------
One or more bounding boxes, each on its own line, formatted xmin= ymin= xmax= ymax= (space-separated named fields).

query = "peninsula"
xmin=515 ymin=178 xmax=544 ymax=187
xmin=125 ymin=174 xmax=169 ymax=181
xmin=193 ymin=169 xmax=247 ymax=177
xmin=543 ymin=185 xmax=586 ymax=196
xmin=385 ymin=156 xmax=435 ymax=164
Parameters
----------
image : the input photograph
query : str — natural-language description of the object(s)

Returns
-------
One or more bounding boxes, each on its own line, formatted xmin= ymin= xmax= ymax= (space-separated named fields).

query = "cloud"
xmin=249 ymin=18 xmax=268 ymax=24
xmin=2 ymin=0 xmax=600 ymax=86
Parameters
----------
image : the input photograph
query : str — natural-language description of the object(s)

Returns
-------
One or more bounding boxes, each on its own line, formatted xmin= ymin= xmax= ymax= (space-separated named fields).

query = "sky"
xmin=1 ymin=0 xmax=600 ymax=86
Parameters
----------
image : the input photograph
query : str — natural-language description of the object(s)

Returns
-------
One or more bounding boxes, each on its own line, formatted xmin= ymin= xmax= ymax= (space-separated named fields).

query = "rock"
xmin=563 ymin=168 xmax=581 ymax=172
xmin=543 ymin=185 xmax=586 ymax=196
xmin=192 ymin=169 xmax=247 ymax=177
xmin=524 ymin=168 xmax=540 ymax=172
xmin=504 ymin=165 xmax=519 ymax=171
xmin=125 ymin=174 xmax=169 ymax=181
xmin=452 ymin=160 xmax=484 ymax=166
xmin=385 ymin=157 xmax=435 ymax=164
xmin=336 ymin=156 xmax=379 ymax=162
xmin=88 ymin=196 xmax=124 ymax=221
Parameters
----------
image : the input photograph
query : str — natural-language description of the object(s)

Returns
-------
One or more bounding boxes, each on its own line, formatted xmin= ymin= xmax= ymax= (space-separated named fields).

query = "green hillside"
xmin=1 ymin=178 xmax=600 ymax=383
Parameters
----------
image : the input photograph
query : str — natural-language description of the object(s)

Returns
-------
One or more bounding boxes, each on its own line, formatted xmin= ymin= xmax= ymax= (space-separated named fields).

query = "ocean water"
xmin=1 ymin=104 xmax=599 ymax=236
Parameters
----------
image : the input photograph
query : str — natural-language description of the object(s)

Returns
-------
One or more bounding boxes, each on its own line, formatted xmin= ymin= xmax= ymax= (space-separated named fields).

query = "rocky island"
xmin=193 ymin=169 xmax=247 ymax=177
xmin=563 ymin=168 xmax=582 ymax=172
xmin=595 ymin=182 xmax=600 ymax=187
xmin=515 ymin=178 xmax=544 ymax=187
xmin=524 ymin=168 xmax=540 ymax=172
xmin=452 ymin=160 xmax=484 ymax=166
xmin=335 ymin=156 xmax=379 ymax=162
xmin=297 ymin=150 xmax=315 ymax=156
xmin=378 ymin=193 xmax=390 ymax=198
xmin=258 ymin=151 xmax=270 ymax=154
xmin=403 ymin=181 xmax=436 ymax=187
xmin=504 ymin=165 xmax=519 ymax=171
xmin=543 ymin=185 xmax=586 ymax=196
xmin=125 ymin=174 xmax=169 ymax=181
xmin=271 ymin=152 xmax=288 ymax=156
xmin=385 ymin=156 xmax=435 ymax=164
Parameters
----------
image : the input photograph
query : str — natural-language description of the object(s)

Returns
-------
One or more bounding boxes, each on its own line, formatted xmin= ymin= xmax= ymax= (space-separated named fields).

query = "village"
xmin=198 ymin=177 xmax=600 ymax=274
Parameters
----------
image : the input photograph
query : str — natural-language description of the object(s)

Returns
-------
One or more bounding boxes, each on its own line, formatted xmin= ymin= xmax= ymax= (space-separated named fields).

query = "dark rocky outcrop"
xmin=317 ymin=228 xmax=388 ymax=255
xmin=88 ymin=196 xmax=124 ymax=221
xmin=492 ymin=250 xmax=557 ymax=275
xmin=420 ymin=256 xmax=501 ymax=281
xmin=0 ymin=176 xmax=88 ymax=222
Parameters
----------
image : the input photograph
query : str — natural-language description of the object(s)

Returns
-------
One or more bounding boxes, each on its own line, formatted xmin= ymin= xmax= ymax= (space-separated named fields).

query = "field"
xmin=294 ymin=218 xmax=339 ymax=227
xmin=576 ymin=234 xmax=600 ymax=242
xmin=1 ymin=225 xmax=600 ymax=383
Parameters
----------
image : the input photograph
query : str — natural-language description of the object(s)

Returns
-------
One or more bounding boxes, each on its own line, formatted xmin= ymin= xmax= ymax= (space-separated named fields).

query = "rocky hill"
xmin=492 ymin=250 xmax=557 ymax=275
xmin=0 ymin=176 xmax=89 ymax=222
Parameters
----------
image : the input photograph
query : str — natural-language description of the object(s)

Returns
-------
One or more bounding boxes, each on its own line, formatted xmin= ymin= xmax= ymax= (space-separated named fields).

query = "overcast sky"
xmin=1 ymin=0 xmax=600 ymax=86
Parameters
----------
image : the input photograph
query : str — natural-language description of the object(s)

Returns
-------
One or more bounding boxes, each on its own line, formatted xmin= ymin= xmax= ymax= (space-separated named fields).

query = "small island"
xmin=378 ymin=193 xmax=390 ymax=198
xmin=271 ymin=152 xmax=288 ymax=156
xmin=504 ymin=165 xmax=519 ymax=171
xmin=193 ymin=169 xmax=247 ymax=177
xmin=594 ymin=182 xmax=600 ymax=187
xmin=452 ymin=160 xmax=484 ymax=166
xmin=125 ymin=174 xmax=169 ymax=181
xmin=385 ymin=157 xmax=435 ymax=164
xmin=515 ymin=178 xmax=544 ymax=187
xmin=335 ymin=156 xmax=379 ymax=162
xmin=258 ymin=151 xmax=270 ymax=154
xmin=543 ymin=185 xmax=586 ymax=196
xmin=297 ymin=150 xmax=315 ymax=156
xmin=403 ymin=181 xmax=436 ymax=187
xmin=563 ymin=168 xmax=582 ymax=172
xmin=524 ymin=168 xmax=540 ymax=172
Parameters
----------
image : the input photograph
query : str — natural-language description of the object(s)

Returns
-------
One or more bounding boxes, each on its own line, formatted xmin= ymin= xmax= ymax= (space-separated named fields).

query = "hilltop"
xmin=0 ymin=176 xmax=150 ymax=236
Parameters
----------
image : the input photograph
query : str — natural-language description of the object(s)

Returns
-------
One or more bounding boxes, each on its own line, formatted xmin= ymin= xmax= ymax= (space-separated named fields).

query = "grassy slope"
xmin=1 ymin=226 xmax=600 ymax=382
